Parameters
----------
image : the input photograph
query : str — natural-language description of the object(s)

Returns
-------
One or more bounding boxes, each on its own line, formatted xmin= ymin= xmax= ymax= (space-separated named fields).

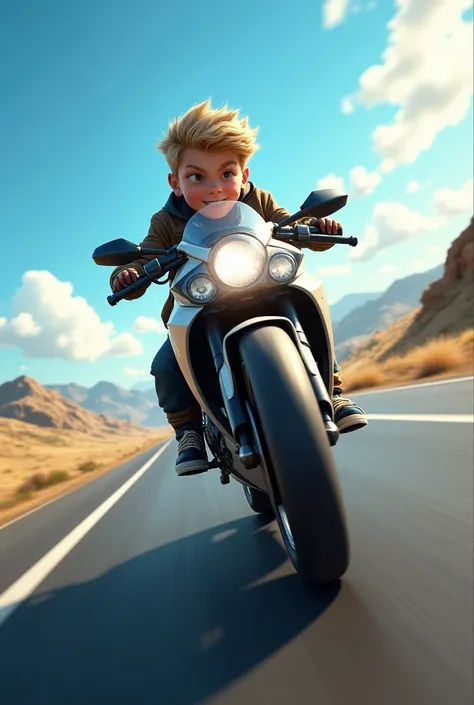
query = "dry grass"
xmin=343 ymin=327 xmax=474 ymax=393
xmin=341 ymin=368 xmax=385 ymax=392
xmin=459 ymin=328 xmax=474 ymax=348
xmin=0 ymin=419 xmax=173 ymax=522
xmin=408 ymin=338 xmax=466 ymax=378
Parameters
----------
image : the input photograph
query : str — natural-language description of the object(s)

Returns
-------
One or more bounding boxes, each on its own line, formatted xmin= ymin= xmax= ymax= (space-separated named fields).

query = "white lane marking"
xmin=0 ymin=439 xmax=173 ymax=629
xmin=0 ymin=441 xmax=173 ymax=532
xmin=366 ymin=413 xmax=473 ymax=423
xmin=355 ymin=375 xmax=473 ymax=397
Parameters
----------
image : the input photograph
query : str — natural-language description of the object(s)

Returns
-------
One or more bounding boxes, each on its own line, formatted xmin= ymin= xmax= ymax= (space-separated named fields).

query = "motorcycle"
xmin=92 ymin=189 xmax=358 ymax=585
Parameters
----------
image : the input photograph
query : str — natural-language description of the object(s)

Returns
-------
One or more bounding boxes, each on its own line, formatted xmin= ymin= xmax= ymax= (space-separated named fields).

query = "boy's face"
xmin=168 ymin=148 xmax=250 ymax=212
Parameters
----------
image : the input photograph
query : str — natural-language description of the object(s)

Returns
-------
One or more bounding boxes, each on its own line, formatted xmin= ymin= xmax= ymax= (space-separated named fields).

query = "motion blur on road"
xmin=0 ymin=378 xmax=473 ymax=705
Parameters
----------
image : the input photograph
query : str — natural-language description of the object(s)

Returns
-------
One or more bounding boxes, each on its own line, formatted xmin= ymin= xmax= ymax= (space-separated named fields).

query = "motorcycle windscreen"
xmin=181 ymin=201 xmax=273 ymax=249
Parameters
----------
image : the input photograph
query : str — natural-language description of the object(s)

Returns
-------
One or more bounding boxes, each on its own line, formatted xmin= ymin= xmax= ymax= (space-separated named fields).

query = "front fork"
xmin=206 ymin=318 xmax=259 ymax=471
xmin=205 ymin=296 xmax=339 ymax=475
xmin=278 ymin=296 xmax=339 ymax=446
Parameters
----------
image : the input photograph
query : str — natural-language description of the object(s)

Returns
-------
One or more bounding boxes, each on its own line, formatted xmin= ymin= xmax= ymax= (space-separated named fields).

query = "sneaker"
xmin=175 ymin=429 xmax=209 ymax=476
xmin=332 ymin=393 xmax=368 ymax=434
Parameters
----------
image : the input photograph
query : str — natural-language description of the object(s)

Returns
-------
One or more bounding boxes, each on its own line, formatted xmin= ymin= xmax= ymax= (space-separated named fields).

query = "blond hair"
xmin=157 ymin=99 xmax=260 ymax=174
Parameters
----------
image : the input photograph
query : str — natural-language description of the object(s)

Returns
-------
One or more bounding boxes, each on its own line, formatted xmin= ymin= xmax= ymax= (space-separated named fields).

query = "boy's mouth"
xmin=203 ymin=198 xmax=228 ymax=205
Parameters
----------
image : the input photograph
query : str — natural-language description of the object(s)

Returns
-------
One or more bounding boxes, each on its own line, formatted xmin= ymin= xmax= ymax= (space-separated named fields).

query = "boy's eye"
xmin=222 ymin=170 xmax=235 ymax=179
xmin=187 ymin=173 xmax=203 ymax=182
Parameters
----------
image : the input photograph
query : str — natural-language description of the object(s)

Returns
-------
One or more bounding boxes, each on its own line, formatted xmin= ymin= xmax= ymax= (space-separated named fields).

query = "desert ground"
xmin=0 ymin=421 xmax=172 ymax=526
xmin=342 ymin=326 xmax=473 ymax=393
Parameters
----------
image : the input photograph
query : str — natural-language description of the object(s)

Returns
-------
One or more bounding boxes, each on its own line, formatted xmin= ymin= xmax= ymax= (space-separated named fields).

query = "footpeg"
xmin=323 ymin=414 xmax=339 ymax=446
xmin=238 ymin=443 xmax=259 ymax=469
xmin=235 ymin=426 xmax=259 ymax=469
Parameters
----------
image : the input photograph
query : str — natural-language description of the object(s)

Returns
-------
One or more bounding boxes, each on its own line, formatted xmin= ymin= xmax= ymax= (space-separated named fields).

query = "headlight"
xmin=212 ymin=235 xmax=266 ymax=287
xmin=186 ymin=275 xmax=217 ymax=303
xmin=269 ymin=253 xmax=297 ymax=282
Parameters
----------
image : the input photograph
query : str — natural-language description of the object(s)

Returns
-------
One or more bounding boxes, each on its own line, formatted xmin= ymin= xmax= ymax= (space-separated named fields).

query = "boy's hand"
xmin=112 ymin=267 xmax=147 ymax=300
xmin=112 ymin=267 xmax=140 ymax=291
xmin=312 ymin=218 xmax=343 ymax=235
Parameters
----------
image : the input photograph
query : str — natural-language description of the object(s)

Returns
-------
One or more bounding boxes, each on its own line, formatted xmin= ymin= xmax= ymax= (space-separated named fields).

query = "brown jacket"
xmin=110 ymin=182 xmax=334 ymax=328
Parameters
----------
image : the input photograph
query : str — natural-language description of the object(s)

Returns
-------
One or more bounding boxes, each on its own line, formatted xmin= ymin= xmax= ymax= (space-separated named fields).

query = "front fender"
xmin=222 ymin=316 xmax=320 ymax=393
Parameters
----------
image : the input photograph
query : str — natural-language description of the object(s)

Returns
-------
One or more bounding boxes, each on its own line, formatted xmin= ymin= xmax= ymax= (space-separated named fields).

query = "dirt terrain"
xmin=341 ymin=216 xmax=474 ymax=392
xmin=0 ymin=375 xmax=173 ymax=525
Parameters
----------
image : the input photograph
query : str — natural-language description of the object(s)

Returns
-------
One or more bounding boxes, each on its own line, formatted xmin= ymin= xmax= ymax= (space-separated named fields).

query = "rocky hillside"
xmin=333 ymin=263 xmax=444 ymax=351
xmin=0 ymin=376 xmax=147 ymax=435
xmin=46 ymin=380 xmax=167 ymax=427
xmin=341 ymin=216 xmax=474 ymax=367
xmin=384 ymin=217 xmax=474 ymax=358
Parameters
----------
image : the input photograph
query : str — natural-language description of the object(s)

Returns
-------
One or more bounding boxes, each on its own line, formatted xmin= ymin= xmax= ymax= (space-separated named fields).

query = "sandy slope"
xmin=0 ymin=417 xmax=172 ymax=520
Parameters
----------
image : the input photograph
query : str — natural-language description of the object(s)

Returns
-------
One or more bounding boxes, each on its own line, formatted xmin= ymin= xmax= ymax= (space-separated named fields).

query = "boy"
xmin=110 ymin=100 xmax=367 ymax=477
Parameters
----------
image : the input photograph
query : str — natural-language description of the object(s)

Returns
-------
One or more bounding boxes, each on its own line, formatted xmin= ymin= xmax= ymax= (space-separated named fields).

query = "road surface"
xmin=0 ymin=376 xmax=472 ymax=705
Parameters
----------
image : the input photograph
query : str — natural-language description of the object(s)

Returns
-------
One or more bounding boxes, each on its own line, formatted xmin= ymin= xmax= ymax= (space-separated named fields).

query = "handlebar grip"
xmin=309 ymin=225 xmax=343 ymax=236
xmin=107 ymin=275 xmax=150 ymax=306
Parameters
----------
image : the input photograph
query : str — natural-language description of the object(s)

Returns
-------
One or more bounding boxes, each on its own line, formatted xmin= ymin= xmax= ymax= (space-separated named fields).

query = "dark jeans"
xmin=151 ymin=337 xmax=342 ymax=431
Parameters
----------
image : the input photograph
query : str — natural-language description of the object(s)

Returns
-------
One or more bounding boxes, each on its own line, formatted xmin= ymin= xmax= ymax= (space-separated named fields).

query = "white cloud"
xmin=341 ymin=96 xmax=355 ymax=114
xmin=0 ymin=271 xmax=143 ymax=361
xmin=19 ymin=365 xmax=28 ymax=371
xmin=10 ymin=312 xmax=42 ymax=337
xmin=378 ymin=264 xmax=397 ymax=274
xmin=316 ymin=264 xmax=352 ymax=277
xmin=350 ymin=166 xmax=382 ymax=198
xmin=350 ymin=0 xmax=473 ymax=171
xmin=425 ymin=244 xmax=445 ymax=256
xmin=133 ymin=315 xmax=165 ymax=334
xmin=433 ymin=178 xmax=474 ymax=217
xmin=406 ymin=179 xmax=421 ymax=193
xmin=316 ymin=173 xmax=346 ymax=192
xmin=124 ymin=366 xmax=148 ymax=377
xmin=350 ymin=202 xmax=446 ymax=261
xmin=323 ymin=0 xmax=351 ymax=28
xmin=317 ymin=168 xmax=382 ymax=198
xmin=368 ymin=263 xmax=397 ymax=281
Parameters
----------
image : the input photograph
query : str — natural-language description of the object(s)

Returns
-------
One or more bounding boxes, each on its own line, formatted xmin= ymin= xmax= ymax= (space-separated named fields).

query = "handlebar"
xmin=107 ymin=224 xmax=358 ymax=306
xmin=273 ymin=224 xmax=358 ymax=247
xmin=107 ymin=248 xmax=188 ymax=306
xmin=107 ymin=274 xmax=151 ymax=306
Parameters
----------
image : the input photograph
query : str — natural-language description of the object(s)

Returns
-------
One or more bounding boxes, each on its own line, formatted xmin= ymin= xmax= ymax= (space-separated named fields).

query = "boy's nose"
xmin=208 ymin=181 xmax=222 ymax=194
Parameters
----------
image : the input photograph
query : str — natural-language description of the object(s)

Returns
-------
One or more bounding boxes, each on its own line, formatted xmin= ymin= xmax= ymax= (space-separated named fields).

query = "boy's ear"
xmin=242 ymin=166 xmax=250 ymax=184
xmin=168 ymin=173 xmax=182 ymax=196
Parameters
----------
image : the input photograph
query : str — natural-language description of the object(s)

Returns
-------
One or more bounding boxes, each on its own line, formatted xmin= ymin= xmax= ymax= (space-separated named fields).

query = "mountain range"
xmin=380 ymin=216 xmax=473 ymax=359
xmin=330 ymin=263 xmax=444 ymax=360
xmin=329 ymin=291 xmax=382 ymax=324
xmin=337 ymin=215 xmax=473 ymax=371
xmin=0 ymin=376 xmax=155 ymax=434
xmin=45 ymin=380 xmax=167 ymax=427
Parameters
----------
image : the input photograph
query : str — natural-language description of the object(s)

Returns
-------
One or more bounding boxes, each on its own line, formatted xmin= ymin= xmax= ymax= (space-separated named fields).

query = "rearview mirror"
xmin=277 ymin=189 xmax=348 ymax=226
xmin=92 ymin=238 xmax=141 ymax=266
xmin=300 ymin=189 xmax=348 ymax=218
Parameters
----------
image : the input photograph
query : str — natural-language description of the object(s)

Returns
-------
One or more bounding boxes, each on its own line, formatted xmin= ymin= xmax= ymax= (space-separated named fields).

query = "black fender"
xmin=221 ymin=316 xmax=334 ymax=424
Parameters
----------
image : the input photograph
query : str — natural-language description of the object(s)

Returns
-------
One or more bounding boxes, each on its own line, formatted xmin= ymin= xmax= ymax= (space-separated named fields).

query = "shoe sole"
xmin=337 ymin=414 xmax=368 ymax=434
xmin=176 ymin=458 xmax=209 ymax=477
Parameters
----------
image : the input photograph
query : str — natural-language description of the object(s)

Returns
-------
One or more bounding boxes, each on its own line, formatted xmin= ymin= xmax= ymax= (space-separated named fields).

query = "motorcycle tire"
xmin=239 ymin=325 xmax=350 ymax=584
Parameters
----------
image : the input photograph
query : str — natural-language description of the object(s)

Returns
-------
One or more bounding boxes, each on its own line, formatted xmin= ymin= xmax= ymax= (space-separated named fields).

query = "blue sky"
xmin=0 ymin=0 xmax=472 ymax=389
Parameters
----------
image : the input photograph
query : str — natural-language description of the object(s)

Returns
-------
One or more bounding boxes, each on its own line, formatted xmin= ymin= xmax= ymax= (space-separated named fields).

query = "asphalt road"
xmin=0 ymin=377 xmax=472 ymax=705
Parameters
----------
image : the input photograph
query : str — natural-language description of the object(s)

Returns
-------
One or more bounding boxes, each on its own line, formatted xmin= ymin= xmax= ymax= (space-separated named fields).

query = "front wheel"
xmin=239 ymin=325 xmax=350 ymax=584
xmin=243 ymin=484 xmax=274 ymax=516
